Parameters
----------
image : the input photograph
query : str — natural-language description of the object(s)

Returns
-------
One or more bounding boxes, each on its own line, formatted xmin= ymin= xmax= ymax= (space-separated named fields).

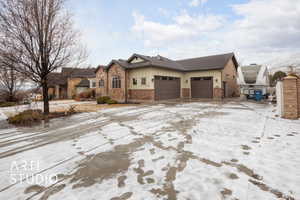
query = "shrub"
xmin=0 ymin=102 xmax=17 ymax=107
xmin=79 ymin=91 xmax=90 ymax=99
xmin=74 ymin=96 xmax=81 ymax=101
xmin=107 ymin=99 xmax=118 ymax=105
xmin=8 ymin=110 xmax=43 ymax=125
xmin=78 ymin=90 xmax=95 ymax=100
xmin=97 ymin=96 xmax=111 ymax=104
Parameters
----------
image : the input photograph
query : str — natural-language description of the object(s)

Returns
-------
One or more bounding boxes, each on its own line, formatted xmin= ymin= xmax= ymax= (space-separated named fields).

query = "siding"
xmin=183 ymin=71 xmax=222 ymax=89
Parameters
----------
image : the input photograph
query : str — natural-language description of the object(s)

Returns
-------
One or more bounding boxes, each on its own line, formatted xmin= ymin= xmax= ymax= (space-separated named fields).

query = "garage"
xmin=154 ymin=76 xmax=181 ymax=100
xmin=191 ymin=77 xmax=213 ymax=98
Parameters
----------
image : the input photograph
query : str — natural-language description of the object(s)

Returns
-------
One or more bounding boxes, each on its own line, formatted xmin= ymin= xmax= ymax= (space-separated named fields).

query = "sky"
xmin=67 ymin=0 xmax=300 ymax=69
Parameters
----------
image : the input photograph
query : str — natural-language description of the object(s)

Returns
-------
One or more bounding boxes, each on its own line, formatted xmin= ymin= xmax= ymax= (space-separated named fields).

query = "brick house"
xmin=95 ymin=53 xmax=239 ymax=102
xmin=48 ymin=68 xmax=96 ymax=99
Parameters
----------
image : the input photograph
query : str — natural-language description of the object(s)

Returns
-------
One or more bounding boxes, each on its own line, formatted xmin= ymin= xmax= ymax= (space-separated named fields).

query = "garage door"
xmin=154 ymin=76 xmax=181 ymax=100
xmin=191 ymin=77 xmax=213 ymax=98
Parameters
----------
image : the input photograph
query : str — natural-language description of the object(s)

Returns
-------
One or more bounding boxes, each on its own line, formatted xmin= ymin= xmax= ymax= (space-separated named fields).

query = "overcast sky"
xmin=68 ymin=0 xmax=300 ymax=69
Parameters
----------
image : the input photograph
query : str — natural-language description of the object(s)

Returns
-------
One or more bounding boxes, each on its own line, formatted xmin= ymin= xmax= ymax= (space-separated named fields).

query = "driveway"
xmin=0 ymin=101 xmax=299 ymax=200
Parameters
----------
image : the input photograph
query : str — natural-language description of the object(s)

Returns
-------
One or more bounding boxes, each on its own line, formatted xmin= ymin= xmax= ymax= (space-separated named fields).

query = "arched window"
xmin=112 ymin=76 xmax=121 ymax=88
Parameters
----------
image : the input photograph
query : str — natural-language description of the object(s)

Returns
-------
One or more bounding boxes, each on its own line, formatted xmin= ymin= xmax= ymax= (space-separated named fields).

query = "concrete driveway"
xmin=0 ymin=101 xmax=299 ymax=200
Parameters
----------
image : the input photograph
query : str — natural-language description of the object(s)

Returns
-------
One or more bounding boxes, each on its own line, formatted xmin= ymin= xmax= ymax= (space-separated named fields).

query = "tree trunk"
xmin=42 ymin=80 xmax=50 ymax=116
xmin=8 ymin=92 xmax=14 ymax=102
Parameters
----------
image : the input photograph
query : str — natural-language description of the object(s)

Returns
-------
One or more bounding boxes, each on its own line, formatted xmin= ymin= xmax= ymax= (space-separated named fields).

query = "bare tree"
xmin=0 ymin=0 xmax=86 ymax=115
xmin=0 ymin=60 xmax=25 ymax=102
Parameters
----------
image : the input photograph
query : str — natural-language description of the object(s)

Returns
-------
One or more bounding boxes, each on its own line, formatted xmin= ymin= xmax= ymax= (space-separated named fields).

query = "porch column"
xmin=55 ymin=85 xmax=60 ymax=99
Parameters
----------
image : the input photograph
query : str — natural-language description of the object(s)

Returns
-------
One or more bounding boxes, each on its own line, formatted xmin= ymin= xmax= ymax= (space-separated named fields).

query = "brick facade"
xmin=128 ymin=89 xmax=155 ymax=101
xmin=282 ymin=76 xmax=299 ymax=119
xmin=182 ymin=88 xmax=190 ymax=98
xmin=213 ymin=88 xmax=224 ymax=99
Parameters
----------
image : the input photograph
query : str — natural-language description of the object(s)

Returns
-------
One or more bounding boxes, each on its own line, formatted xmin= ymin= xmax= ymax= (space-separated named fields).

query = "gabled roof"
xmin=176 ymin=53 xmax=238 ymax=71
xmin=62 ymin=68 xmax=96 ymax=78
xmin=47 ymin=72 xmax=67 ymax=87
xmin=95 ymin=65 xmax=107 ymax=73
xmin=96 ymin=52 xmax=238 ymax=73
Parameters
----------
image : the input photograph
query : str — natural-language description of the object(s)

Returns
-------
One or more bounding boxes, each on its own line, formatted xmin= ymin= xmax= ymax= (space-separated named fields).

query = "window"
xmin=99 ymin=79 xmax=104 ymax=88
xmin=141 ymin=78 xmax=146 ymax=85
xmin=90 ymin=80 xmax=96 ymax=88
xmin=133 ymin=78 xmax=137 ymax=85
xmin=112 ymin=76 xmax=121 ymax=88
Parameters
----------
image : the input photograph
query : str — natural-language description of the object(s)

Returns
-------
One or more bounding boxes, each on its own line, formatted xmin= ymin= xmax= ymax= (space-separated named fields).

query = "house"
xmin=238 ymin=64 xmax=270 ymax=98
xmin=48 ymin=68 xmax=96 ymax=99
xmin=95 ymin=53 xmax=239 ymax=102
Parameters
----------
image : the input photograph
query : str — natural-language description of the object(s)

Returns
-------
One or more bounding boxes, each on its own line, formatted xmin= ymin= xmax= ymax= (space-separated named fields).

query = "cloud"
xmin=131 ymin=0 xmax=300 ymax=67
xmin=132 ymin=11 xmax=224 ymax=47
xmin=189 ymin=0 xmax=208 ymax=7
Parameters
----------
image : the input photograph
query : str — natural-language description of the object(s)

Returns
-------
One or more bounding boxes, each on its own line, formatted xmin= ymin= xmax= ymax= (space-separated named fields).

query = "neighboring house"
xmin=95 ymin=53 xmax=239 ymax=102
xmin=238 ymin=64 xmax=270 ymax=97
xmin=48 ymin=68 xmax=96 ymax=99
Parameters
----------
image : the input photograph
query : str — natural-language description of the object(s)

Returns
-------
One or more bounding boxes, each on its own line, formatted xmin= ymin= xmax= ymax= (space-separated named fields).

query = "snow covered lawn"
xmin=0 ymin=101 xmax=299 ymax=200
xmin=0 ymin=100 xmax=94 ymax=119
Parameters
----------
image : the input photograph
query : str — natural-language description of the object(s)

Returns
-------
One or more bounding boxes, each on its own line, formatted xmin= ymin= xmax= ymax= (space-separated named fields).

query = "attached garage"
xmin=191 ymin=77 xmax=213 ymax=98
xmin=154 ymin=76 xmax=181 ymax=100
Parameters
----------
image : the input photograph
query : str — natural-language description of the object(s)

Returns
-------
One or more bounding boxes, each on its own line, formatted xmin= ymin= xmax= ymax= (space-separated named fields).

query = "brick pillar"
xmin=282 ymin=76 xmax=298 ymax=119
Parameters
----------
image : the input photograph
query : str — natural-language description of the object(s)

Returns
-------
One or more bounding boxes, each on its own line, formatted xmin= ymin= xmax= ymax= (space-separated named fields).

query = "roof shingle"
xmin=101 ymin=52 xmax=237 ymax=72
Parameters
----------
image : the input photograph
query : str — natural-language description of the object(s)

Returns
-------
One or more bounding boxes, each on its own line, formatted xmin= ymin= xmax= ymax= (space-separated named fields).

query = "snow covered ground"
xmin=0 ymin=101 xmax=299 ymax=200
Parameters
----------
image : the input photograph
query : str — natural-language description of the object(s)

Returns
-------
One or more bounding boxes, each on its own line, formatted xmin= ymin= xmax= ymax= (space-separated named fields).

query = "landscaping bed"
xmin=7 ymin=106 xmax=78 ymax=126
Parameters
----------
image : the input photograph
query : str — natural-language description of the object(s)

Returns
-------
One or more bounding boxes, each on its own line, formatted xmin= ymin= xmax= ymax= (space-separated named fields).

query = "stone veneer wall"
xmin=107 ymin=64 xmax=126 ymax=102
xmin=95 ymin=67 xmax=108 ymax=97
xmin=128 ymin=89 xmax=154 ymax=101
xmin=222 ymin=59 xmax=240 ymax=97
xmin=213 ymin=88 xmax=224 ymax=99
xmin=182 ymin=88 xmax=190 ymax=98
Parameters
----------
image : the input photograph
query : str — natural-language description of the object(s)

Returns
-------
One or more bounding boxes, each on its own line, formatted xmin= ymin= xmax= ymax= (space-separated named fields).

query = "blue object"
xmin=254 ymin=90 xmax=263 ymax=101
